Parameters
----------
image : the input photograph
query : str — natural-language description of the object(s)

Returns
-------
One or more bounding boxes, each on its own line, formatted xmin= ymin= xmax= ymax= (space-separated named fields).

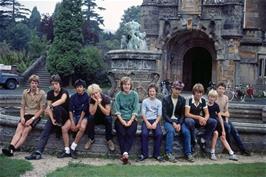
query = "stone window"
xmin=258 ymin=56 xmax=266 ymax=78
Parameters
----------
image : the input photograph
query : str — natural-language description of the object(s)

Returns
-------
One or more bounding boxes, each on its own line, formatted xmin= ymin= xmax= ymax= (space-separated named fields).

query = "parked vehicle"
xmin=0 ymin=70 xmax=19 ymax=89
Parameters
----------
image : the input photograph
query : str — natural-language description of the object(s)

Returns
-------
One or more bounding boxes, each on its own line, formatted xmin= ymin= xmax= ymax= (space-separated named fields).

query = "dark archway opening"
xmin=183 ymin=47 xmax=212 ymax=91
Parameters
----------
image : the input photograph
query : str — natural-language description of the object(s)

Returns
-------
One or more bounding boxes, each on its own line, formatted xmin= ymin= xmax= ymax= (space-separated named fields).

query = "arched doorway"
xmin=183 ymin=47 xmax=212 ymax=91
xmin=162 ymin=30 xmax=216 ymax=90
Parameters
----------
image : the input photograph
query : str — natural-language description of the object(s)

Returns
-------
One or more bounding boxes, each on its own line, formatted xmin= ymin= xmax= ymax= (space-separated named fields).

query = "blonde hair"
xmin=87 ymin=84 xmax=102 ymax=95
xmin=208 ymin=89 xmax=218 ymax=97
xmin=120 ymin=76 xmax=132 ymax=91
xmin=192 ymin=83 xmax=204 ymax=94
xmin=28 ymin=74 xmax=40 ymax=83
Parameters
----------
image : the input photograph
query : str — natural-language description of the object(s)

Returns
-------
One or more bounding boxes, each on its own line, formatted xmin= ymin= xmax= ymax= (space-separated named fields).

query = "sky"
xmin=19 ymin=0 xmax=143 ymax=32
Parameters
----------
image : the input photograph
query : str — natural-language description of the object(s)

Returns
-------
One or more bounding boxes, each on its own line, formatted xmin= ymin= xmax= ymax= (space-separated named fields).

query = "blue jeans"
xmin=184 ymin=117 xmax=217 ymax=143
xmin=165 ymin=122 xmax=191 ymax=156
xmin=164 ymin=122 xmax=175 ymax=154
xmin=141 ymin=120 xmax=162 ymax=157
xmin=36 ymin=119 xmax=54 ymax=153
xmin=224 ymin=121 xmax=245 ymax=151
xmin=181 ymin=123 xmax=192 ymax=156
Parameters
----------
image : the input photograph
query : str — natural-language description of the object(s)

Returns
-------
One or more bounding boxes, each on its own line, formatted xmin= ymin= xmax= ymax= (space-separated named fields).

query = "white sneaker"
xmin=210 ymin=153 xmax=217 ymax=161
xmin=229 ymin=154 xmax=238 ymax=161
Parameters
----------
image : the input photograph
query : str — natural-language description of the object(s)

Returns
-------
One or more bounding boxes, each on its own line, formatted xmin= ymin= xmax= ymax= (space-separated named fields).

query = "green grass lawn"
xmin=47 ymin=162 xmax=266 ymax=177
xmin=0 ymin=155 xmax=32 ymax=177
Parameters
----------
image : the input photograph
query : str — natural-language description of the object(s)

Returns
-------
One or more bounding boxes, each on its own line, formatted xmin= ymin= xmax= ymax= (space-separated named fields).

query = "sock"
xmin=71 ymin=142 xmax=77 ymax=151
xmin=65 ymin=147 xmax=70 ymax=154
xmin=210 ymin=149 xmax=215 ymax=154
xmin=123 ymin=152 xmax=128 ymax=157
xmin=123 ymin=152 xmax=128 ymax=155
xmin=229 ymin=150 xmax=234 ymax=155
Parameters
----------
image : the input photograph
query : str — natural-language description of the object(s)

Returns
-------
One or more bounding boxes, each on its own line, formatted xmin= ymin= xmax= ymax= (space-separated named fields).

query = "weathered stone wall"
xmin=1 ymin=103 xmax=266 ymax=157
xmin=141 ymin=0 xmax=266 ymax=90
xmin=244 ymin=0 xmax=266 ymax=31
xmin=0 ymin=113 xmax=182 ymax=157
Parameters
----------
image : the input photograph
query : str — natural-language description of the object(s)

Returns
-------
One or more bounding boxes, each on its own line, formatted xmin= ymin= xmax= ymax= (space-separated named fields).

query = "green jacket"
xmin=114 ymin=90 xmax=139 ymax=120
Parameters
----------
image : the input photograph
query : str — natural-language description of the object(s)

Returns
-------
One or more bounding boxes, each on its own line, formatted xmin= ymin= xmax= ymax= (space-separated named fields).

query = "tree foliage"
xmin=6 ymin=22 xmax=31 ymax=50
xmin=28 ymin=6 xmax=41 ymax=30
xmin=0 ymin=0 xmax=30 ymax=22
xmin=0 ymin=41 xmax=32 ymax=72
xmin=28 ymin=32 xmax=48 ymax=58
xmin=115 ymin=5 xmax=141 ymax=40
xmin=47 ymin=0 xmax=84 ymax=79
xmin=0 ymin=0 xmax=30 ymax=42
xmin=39 ymin=14 xmax=54 ymax=42
xmin=82 ymin=0 xmax=105 ymax=44
xmin=79 ymin=46 xmax=105 ymax=84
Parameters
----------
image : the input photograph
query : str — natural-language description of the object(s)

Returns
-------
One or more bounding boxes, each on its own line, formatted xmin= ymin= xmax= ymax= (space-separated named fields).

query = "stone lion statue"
xmin=120 ymin=21 xmax=148 ymax=50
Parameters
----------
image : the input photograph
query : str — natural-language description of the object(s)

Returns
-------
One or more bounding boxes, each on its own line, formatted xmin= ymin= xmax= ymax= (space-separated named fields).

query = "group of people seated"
xmin=1 ymin=74 xmax=251 ymax=165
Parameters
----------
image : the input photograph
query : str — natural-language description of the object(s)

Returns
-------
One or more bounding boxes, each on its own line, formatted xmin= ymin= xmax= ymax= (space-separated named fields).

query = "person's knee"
xmin=142 ymin=131 xmax=149 ymax=138
xmin=220 ymin=135 xmax=226 ymax=141
xmin=155 ymin=131 xmax=163 ymax=138
xmin=166 ymin=127 xmax=175 ymax=135
xmin=62 ymin=126 xmax=69 ymax=133
xmin=209 ymin=118 xmax=217 ymax=127
xmin=213 ymin=131 xmax=218 ymax=137
xmin=185 ymin=118 xmax=195 ymax=127
xmin=79 ymin=125 xmax=86 ymax=132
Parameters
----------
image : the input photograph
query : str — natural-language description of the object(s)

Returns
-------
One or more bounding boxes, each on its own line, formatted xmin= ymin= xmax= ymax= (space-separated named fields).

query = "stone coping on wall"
xmin=1 ymin=113 xmax=266 ymax=135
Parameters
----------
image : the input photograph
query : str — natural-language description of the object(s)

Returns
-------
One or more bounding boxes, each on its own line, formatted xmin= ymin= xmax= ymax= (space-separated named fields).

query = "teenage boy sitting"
xmin=57 ymin=79 xmax=89 ymax=159
xmin=208 ymin=89 xmax=238 ymax=161
xmin=25 ymin=74 xmax=69 ymax=160
xmin=184 ymin=83 xmax=217 ymax=153
xmin=216 ymin=82 xmax=250 ymax=156
xmin=84 ymin=84 xmax=115 ymax=151
xmin=2 ymin=75 xmax=46 ymax=156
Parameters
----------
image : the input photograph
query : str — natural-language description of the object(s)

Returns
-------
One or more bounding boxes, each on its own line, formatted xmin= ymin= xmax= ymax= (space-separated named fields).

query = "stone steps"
xmin=21 ymin=56 xmax=51 ymax=88
xmin=24 ymin=65 xmax=50 ymax=89
xmin=229 ymin=104 xmax=265 ymax=124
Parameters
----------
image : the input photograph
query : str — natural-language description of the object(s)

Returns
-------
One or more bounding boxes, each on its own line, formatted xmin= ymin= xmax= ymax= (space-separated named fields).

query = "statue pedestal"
xmin=106 ymin=50 xmax=162 ymax=100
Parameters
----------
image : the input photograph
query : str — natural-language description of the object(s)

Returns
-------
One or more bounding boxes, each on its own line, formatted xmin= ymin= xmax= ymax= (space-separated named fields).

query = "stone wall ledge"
xmin=1 ymin=113 xmax=266 ymax=134
xmin=1 ymin=112 xmax=266 ymax=156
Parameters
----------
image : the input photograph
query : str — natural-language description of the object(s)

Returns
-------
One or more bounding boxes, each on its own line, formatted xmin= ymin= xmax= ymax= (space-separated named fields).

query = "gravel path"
xmin=8 ymin=152 xmax=265 ymax=177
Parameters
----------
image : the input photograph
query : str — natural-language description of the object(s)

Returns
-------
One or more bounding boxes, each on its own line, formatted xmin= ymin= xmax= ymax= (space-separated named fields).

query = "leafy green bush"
xmin=28 ymin=32 xmax=48 ymax=58
xmin=0 ymin=41 xmax=32 ymax=73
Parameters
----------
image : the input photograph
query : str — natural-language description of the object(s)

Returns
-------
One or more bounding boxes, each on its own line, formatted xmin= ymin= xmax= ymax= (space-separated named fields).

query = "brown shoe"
xmin=107 ymin=140 xmax=115 ymax=151
xmin=84 ymin=139 xmax=95 ymax=150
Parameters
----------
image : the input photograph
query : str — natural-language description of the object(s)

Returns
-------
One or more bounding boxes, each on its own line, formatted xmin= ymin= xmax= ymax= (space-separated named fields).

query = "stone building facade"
xmin=141 ymin=0 xmax=266 ymax=90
